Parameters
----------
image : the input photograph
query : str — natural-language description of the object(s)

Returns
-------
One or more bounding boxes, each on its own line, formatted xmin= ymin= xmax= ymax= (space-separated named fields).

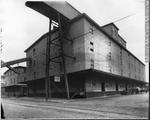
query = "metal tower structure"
xmin=26 ymin=1 xmax=80 ymax=100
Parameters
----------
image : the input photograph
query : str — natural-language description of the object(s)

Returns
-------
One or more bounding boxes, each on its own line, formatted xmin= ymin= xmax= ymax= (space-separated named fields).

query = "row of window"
xmin=5 ymin=71 xmax=16 ymax=76
xmin=90 ymin=41 xmax=94 ymax=52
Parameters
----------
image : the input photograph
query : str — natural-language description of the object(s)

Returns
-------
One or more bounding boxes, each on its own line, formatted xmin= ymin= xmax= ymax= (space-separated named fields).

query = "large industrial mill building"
xmin=2 ymin=2 xmax=146 ymax=98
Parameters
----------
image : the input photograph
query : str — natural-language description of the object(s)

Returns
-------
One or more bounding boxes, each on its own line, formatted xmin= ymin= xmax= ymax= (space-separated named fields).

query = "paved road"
xmin=2 ymin=93 xmax=149 ymax=119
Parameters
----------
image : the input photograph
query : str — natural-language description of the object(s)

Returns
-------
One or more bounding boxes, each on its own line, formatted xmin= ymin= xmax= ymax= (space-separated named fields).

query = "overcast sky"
xmin=0 ymin=0 xmax=149 ymax=82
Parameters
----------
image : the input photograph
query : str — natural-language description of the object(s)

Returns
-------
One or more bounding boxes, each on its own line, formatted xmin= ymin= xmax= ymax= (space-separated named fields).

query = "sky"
xmin=0 ymin=0 xmax=149 ymax=82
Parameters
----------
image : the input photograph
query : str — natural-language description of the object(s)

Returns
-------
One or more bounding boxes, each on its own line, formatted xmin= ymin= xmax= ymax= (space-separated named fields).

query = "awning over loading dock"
xmin=68 ymin=69 xmax=147 ymax=85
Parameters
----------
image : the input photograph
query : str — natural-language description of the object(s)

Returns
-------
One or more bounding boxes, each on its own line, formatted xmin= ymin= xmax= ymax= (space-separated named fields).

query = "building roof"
xmin=24 ymin=33 xmax=48 ymax=52
xmin=24 ymin=29 xmax=59 ymax=52
xmin=102 ymin=23 xmax=127 ymax=44
xmin=102 ymin=22 xmax=119 ymax=30
xmin=118 ymin=34 xmax=127 ymax=43
xmin=24 ymin=13 xmax=145 ymax=66
xmin=4 ymin=66 xmax=26 ymax=75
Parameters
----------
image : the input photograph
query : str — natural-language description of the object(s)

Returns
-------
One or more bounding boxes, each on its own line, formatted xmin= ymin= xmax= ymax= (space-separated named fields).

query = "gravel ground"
xmin=1 ymin=92 xmax=149 ymax=119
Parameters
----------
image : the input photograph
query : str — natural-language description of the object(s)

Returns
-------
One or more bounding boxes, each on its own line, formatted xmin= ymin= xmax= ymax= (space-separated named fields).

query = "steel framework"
xmin=25 ymin=1 xmax=79 ymax=100
xmin=45 ymin=13 xmax=76 ymax=100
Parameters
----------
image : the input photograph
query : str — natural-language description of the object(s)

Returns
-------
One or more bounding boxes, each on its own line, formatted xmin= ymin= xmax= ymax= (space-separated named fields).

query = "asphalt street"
xmin=1 ymin=93 xmax=149 ymax=119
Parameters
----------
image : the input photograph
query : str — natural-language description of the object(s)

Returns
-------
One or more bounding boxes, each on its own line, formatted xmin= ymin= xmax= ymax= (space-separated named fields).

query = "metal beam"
xmin=50 ymin=60 xmax=61 ymax=64
xmin=63 ymin=37 xmax=73 ymax=43
xmin=58 ymin=13 xmax=70 ymax=99
xmin=5 ymin=65 xmax=20 ymax=74
xmin=63 ymin=54 xmax=76 ymax=60
xmin=51 ymin=36 xmax=60 ymax=42
xmin=1 ymin=57 xmax=31 ymax=68
xmin=45 ymin=19 xmax=52 ymax=101
xmin=51 ymin=42 xmax=61 ymax=47
xmin=50 ymin=55 xmax=61 ymax=60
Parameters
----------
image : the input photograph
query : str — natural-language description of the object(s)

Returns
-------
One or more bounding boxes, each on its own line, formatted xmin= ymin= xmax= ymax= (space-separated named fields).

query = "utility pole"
xmin=45 ymin=19 xmax=52 ymax=101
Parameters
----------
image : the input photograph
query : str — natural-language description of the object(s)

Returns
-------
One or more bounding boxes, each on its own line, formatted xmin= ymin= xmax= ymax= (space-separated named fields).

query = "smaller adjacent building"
xmin=1 ymin=66 xmax=27 ymax=97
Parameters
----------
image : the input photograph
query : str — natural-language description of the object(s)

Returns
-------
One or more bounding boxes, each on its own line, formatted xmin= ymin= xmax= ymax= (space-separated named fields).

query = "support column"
xmin=45 ymin=19 xmax=52 ymax=101
xmin=57 ymin=13 xmax=70 ymax=99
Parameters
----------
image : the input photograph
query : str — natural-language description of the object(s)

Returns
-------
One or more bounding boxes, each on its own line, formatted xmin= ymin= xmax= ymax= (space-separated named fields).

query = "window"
xmin=109 ymin=67 xmax=112 ymax=72
xmin=129 ymin=72 xmax=131 ymax=77
xmin=90 ymin=41 xmax=93 ymax=45
xmin=10 ymin=79 xmax=12 ymax=84
xmin=109 ymin=41 xmax=111 ymax=46
xmin=90 ymin=41 xmax=94 ymax=52
xmin=135 ymin=74 xmax=136 ymax=78
xmin=89 ymin=27 xmax=94 ymax=34
xmin=28 ymin=60 xmax=32 ymax=67
xmin=24 ymin=77 xmax=26 ymax=81
xmin=109 ymin=52 xmax=111 ymax=60
xmin=120 ymin=50 xmax=122 ymax=54
xmin=91 ymin=59 xmax=94 ymax=68
xmin=14 ymin=79 xmax=15 ymax=84
xmin=34 ymin=72 xmax=36 ymax=79
xmin=33 ymin=48 xmax=36 ymax=55
xmin=33 ymin=60 xmax=36 ymax=66
xmin=90 ymin=48 xmax=94 ymax=52
xmin=92 ymin=80 xmax=96 ymax=86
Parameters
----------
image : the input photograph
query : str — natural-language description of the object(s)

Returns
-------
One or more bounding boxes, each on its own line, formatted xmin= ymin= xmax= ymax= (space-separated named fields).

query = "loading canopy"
xmin=25 ymin=1 xmax=81 ymax=21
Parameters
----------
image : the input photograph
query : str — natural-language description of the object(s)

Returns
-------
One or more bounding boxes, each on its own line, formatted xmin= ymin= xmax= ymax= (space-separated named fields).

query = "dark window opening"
xmin=33 ymin=48 xmax=36 ymax=55
xmin=102 ymin=82 xmax=105 ymax=92
xmin=33 ymin=60 xmax=36 ymax=66
xmin=29 ymin=60 xmax=32 ymax=67
xmin=116 ymin=83 xmax=118 ymax=91
xmin=92 ymin=80 xmax=96 ymax=86
xmin=90 ymin=41 xmax=93 ymax=45
xmin=109 ymin=52 xmax=111 ymax=60
xmin=89 ymin=28 xmax=94 ymax=34
xmin=34 ymin=72 xmax=36 ymax=79
xmin=109 ymin=68 xmax=112 ymax=72
xmin=24 ymin=77 xmax=26 ymax=81
xmin=90 ymin=48 xmax=94 ymax=52
xmin=109 ymin=41 xmax=111 ymax=46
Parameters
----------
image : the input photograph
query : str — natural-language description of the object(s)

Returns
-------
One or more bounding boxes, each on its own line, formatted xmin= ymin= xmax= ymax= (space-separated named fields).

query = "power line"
xmin=113 ymin=13 xmax=136 ymax=23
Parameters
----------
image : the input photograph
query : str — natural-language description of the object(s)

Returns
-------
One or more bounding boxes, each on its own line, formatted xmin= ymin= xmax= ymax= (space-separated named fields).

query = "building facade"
xmin=2 ymin=2 xmax=146 ymax=98
xmin=1 ymin=66 xmax=27 ymax=97
xmin=23 ymin=13 xmax=145 ymax=98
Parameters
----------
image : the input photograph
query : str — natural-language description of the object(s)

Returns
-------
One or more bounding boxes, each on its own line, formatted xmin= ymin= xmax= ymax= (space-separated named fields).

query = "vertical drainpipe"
xmin=45 ymin=19 xmax=52 ymax=101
